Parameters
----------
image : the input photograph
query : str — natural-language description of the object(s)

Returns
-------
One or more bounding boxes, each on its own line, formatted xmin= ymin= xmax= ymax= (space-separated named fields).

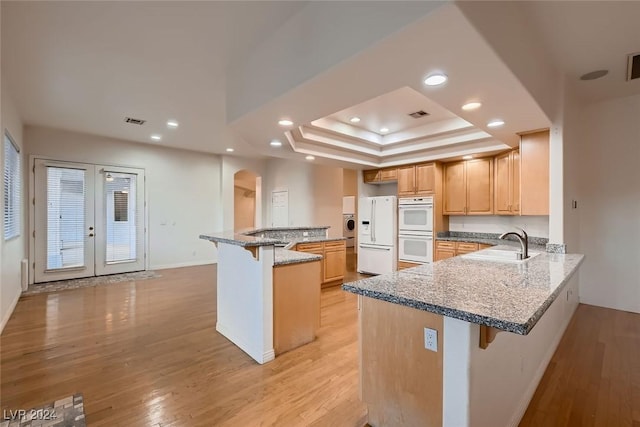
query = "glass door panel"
xmin=35 ymin=161 xmax=95 ymax=282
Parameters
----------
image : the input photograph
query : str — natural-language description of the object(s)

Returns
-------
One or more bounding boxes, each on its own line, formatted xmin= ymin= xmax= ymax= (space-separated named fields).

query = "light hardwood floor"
xmin=2 ymin=261 xmax=638 ymax=426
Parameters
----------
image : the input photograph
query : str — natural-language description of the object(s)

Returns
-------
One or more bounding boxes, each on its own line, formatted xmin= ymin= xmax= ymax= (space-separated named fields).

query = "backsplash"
xmin=448 ymin=215 xmax=549 ymax=238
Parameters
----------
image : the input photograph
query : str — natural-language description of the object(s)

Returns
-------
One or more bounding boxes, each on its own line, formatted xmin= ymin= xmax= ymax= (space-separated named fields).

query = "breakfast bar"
xmin=343 ymin=245 xmax=584 ymax=427
xmin=199 ymin=227 xmax=345 ymax=364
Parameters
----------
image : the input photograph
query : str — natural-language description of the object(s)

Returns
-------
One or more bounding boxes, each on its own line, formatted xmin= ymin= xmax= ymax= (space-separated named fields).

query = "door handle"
xmin=89 ymin=226 xmax=94 ymax=231
xmin=89 ymin=233 xmax=94 ymax=237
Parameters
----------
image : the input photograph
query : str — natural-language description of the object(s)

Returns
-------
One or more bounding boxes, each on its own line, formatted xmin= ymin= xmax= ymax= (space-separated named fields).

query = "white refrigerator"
xmin=357 ymin=196 xmax=397 ymax=275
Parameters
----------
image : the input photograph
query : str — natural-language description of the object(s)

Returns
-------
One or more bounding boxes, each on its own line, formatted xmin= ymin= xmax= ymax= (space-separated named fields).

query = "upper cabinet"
xmin=494 ymin=149 xmax=520 ymax=215
xmin=364 ymin=167 xmax=397 ymax=184
xmin=520 ymin=130 xmax=549 ymax=215
xmin=443 ymin=158 xmax=493 ymax=215
xmin=397 ymin=163 xmax=435 ymax=196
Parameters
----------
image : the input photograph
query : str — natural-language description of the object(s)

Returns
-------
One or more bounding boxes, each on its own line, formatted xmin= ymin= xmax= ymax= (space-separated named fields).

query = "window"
xmin=3 ymin=132 xmax=21 ymax=240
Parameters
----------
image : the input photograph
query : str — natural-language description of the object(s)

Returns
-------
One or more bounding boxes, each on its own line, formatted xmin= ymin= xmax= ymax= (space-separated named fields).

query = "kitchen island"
xmin=200 ymin=227 xmax=345 ymax=364
xmin=343 ymin=245 xmax=584 ymax=427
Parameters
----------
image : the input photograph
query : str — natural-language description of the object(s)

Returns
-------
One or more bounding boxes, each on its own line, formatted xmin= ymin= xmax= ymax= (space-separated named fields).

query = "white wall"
xmin=448 ymin=216 xmax=549 ymax=239
xmin=24 ymin=126 xmax=222 ymax=272
xmin=577 ymin=94 xmax=640 ymax=313
xmin=221 ymin=156 xmax=266 ymax=232
xmin=1 ymin=80 xmax=25 ymax=333
xmin=263 ymin=158 xmax=343 ymax=238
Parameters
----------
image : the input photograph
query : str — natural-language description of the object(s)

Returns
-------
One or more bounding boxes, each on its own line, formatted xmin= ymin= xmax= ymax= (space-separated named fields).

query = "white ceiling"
xmin=520 ymin=1 xmax=640 ymax=102
xmin=3 ymin=1 xmax=639 ymax=166
xmin=1 ymin=1 xmax=306 ymax=154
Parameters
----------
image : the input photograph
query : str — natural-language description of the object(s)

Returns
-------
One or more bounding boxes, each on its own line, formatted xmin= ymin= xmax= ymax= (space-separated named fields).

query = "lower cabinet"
xmin=435 ymin=240 xmax=492 ymax=261
xmin=297 ymin=240 xmax=346 ymax=286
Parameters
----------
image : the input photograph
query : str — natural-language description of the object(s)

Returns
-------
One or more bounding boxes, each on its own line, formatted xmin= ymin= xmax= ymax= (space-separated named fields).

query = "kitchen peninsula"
xmin=343 ymin=245 xmax=584 ymax=427
xmin=200 ymin=227 xmax=346 ymax=364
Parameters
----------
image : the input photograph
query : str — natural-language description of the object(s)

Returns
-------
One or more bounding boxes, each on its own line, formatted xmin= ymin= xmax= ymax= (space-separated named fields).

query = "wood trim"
xmin=479 ymin=325 xmax=502 ymax=349
xmin=360 ymin=296 xmax=443 ymax=426
xmin=273 ymin=261 xmax=322 ymax=355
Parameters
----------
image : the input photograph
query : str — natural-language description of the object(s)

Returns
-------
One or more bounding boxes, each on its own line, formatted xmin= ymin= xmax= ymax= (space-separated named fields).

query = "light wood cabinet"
xmin=494 ymin=149 xmax=520 ymax=215
xmin=296 ymin=240 xmax=346 ymax=286
xmin=443 ymin=158 xmax=493 ymax=215
xmin=434 ymin=240 xmax=490 ymax=260
xmin=520 ymin=130 xmax=549 ymax=215
xmin=364 ymin=168 xmax=398 ymax=184
xmin=397 ymin=163 xmax=435 ymax=196
xmin=397 ymin=261 xmax=421 ymax=270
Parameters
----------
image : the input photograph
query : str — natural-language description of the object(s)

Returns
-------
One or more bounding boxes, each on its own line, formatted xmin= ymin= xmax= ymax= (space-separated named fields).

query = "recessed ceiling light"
xmin=226 ymin=148 xmax=234 ymax=152
xmin=580 ymin=69 xmax=609 ymax=81
xmin=424 ymin=73 xmax=448 ymax=86
xmin=349 ymin=116 xmax=361 ymax=123
xmin=305 ymin=155 xmax=315 ymax=161
xmin=379 ymin=127 xmax=389 ymax=133
xmin=463 ymin=155 xmax=474 ymax=160
xmin=167 ymin=120 xmax=179 ymax=128
xmin=278 ymin=119 xmax=293 ymax=126
xmin=270 ymin=140 xmax=282 ymax=147
xmin=150 ymin=134 xmax=162 ymax=141
xmin=487 ymin=120 xmax=505 ymax=128
xmin=462 ymin=102 xmax=482 ymax=111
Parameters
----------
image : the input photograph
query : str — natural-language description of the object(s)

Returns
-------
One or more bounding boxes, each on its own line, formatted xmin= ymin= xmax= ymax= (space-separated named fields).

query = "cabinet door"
xmin=364 ymin=170 xmax=381 ymax=183
xmin=435 ymin=249 xmax=455 ymax=261
xmin=494 ymin=151 xmax=512 ymax=215
xmin=443 ymin=162 xmax=466 ymax=215
xmin=512 ymin=150 xmax=520 ymax=214
xmin=415 ymin=163 xmax=435 ymax=194
xmin=380 ymin=168 xmax=398 ymax=182
xmin=520 ymin=130 xmax=549 ymax=215
xmin=466 ymin=158 xmax=493 ymax=215
xmin=324 ymin=248 xmax=345 ymax=282
xmin=397 ymin=166 xmax=416 ymax=196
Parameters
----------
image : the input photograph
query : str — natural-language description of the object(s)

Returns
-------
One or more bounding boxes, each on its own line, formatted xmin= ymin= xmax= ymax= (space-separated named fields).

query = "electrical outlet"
xmin=424 ymin=328 xmax=438 ymax=352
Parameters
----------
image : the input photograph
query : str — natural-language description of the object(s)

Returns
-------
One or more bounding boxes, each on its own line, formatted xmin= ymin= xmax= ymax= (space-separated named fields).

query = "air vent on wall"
xmin=124 ymin=117 xmax=146 ymax=125
xmin=627 ymin=52 xmax=640 ymax=81
xmin=408 ymin=110 xmax=429 ymax=119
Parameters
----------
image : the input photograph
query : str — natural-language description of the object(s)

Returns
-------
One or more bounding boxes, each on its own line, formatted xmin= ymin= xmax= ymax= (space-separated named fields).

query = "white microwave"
xmin=399 ymin=197 xmax=433 ymax=233
xmin=399 ymin=232 xmax=433 ymax=264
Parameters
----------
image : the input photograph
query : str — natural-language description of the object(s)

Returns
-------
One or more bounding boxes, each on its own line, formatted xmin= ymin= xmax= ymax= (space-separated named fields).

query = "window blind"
xmin=3 ymin=133 xmax=21 ymax=240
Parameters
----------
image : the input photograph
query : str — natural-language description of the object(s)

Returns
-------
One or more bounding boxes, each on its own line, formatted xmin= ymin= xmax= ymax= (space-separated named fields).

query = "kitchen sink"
xmin=461 ymin=249 xmax=541 ymax=263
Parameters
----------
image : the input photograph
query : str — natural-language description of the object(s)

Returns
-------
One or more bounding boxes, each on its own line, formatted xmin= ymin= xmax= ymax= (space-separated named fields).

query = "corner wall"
xmin=1 ymin=81 xmax=25 ymax=333
xmin=24 ymin=126 xmax=222 ymax=272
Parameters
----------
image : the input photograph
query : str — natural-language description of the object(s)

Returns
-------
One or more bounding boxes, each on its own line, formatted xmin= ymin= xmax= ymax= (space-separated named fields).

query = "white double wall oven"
xmin=398 ymin=197 xmax=434 ymax=264
xmin=31 ymin=159 xmax=147 ymax=283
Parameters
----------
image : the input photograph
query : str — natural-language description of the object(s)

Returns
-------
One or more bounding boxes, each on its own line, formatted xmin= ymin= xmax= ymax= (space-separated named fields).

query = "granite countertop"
xmin=199 ymin=231 xmax=282 ymax=247
xmin=436 ymin=231 xmax=549 ymax=247
xmin=243 ymin=226 xmax=330 ymax=234
xmin=274 ymin=248 xmax=323 ymax=266
xmin=343 ymin=245 xmax=584 ymax=335
xmin=283 ymin=236 xmax=347 ymax=249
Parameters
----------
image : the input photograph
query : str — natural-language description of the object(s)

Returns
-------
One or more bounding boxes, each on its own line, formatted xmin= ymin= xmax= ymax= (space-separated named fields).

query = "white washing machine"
xmin=343 ymin=214 xmax=355 ymax=248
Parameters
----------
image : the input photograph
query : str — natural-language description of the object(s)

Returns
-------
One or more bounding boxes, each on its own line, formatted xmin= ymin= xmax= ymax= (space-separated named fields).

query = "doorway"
xmin=33 ymin=159 xmax=146 ymax=283
xmin=233 ymin=170 xmax=258 ymax=231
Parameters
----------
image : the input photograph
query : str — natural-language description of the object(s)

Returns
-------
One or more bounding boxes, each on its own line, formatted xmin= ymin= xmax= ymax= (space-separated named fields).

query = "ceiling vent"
xmin=627 ymin=52 xmax=640 ymax=81
xmin=124 ymin=117 xmax=146 ymax=125
xmin=408 ymin=110 xmax=429 ymax=119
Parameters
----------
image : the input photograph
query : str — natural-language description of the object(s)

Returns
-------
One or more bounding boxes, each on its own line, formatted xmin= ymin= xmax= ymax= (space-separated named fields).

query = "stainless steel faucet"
xmin=499 ymin=228 xmax=529 ymax=259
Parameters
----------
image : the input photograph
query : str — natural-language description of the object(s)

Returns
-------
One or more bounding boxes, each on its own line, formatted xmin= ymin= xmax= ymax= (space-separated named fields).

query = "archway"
xmin=234 ymin=170 xmax=259 ymax=231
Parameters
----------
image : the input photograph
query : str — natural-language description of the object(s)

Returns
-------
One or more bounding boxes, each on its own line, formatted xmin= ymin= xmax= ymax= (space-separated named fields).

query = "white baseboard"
xmin=0 ymin=287 xmax=21 ymax=335
xmin=216 ymin=321 xmax=274 ymax=365
xmin=151 ymin=260 xmax=216 ymax=270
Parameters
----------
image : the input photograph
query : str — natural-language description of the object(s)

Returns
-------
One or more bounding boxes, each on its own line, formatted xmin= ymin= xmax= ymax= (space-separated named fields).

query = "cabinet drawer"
xmin=324 ymin=240 xmax=346 ymax=249
xmin=435 ymin=240 xmax=456 ymax=250
xmin=456 ymin=242 xmax=479 ymax=252
xmin=478 ymin=244 xmax=493 ymax=250
xmin=398 ymin=261 xmax=421 ymax=270
xmin=297 ymin=242 xmax=323 ymax=252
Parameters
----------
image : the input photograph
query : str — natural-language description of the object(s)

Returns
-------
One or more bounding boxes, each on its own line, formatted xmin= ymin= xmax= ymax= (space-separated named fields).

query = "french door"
xmin=34 ymin=159 xmax=145 ymax=283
